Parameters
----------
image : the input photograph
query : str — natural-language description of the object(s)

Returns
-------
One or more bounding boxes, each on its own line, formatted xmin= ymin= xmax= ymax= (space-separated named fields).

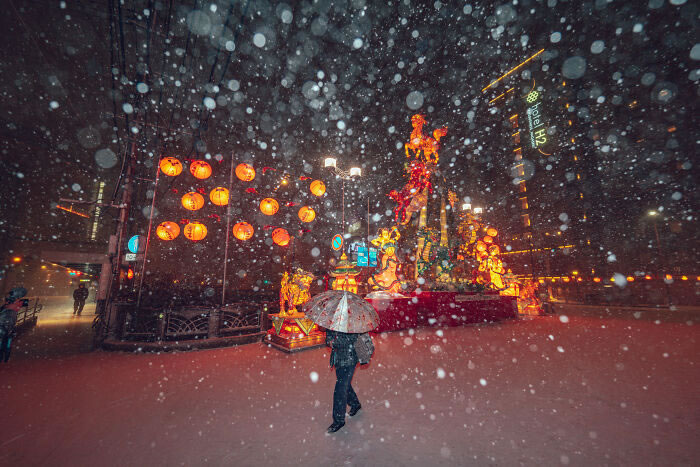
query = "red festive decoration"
xmin=232 ymin=222 xmax=254 ymax=241
xmin=235 ymin=163 xmax=256 ymax=181
xmin=190 ymin=160 xmax=212 ymax=179
xmin=272 ymin=228 xmax=290 ymax=246
xmin=160 ymin=157 xmax=183 ymax=177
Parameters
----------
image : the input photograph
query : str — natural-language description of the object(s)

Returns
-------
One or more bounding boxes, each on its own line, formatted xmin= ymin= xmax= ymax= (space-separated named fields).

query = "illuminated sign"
xmin=331 ymin=234 xmax=343 ymax=251
xmin=357 ymin=247 xmax=378 ymax=267
xmin=128 ymin=235 xmax=143 ymax=254
xmin=525 ymin=91 xmax=547 ymax=149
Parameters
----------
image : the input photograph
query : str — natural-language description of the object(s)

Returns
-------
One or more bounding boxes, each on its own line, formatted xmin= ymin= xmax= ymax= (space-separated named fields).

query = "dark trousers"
xmin=73 ymin=300 xmax=85 ymax=315
xmin=0 ymin=331 xmax=11 ymax=363
xmin=333 ymin=364 xmax=360 ymax=423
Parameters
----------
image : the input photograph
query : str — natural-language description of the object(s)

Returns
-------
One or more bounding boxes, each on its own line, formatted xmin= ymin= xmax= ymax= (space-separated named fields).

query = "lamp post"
xmin=324 ymin=157 xmax=362 ymax=239
xmin=647 ymin=210 xmax=670 ymax=305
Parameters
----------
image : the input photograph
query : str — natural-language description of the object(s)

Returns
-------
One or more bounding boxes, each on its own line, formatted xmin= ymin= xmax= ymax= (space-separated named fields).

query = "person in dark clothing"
xmin=73 ymin=283 xmax=89 ymax=315
xmin=1 ymin=287 xmax=27 ymax=363
xmin=325 ymin=329 xmax=362 ymax=433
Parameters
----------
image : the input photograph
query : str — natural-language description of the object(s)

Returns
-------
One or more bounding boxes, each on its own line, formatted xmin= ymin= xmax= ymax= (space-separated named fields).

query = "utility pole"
xmin=104 ymin=140 xmax=136 ymax=339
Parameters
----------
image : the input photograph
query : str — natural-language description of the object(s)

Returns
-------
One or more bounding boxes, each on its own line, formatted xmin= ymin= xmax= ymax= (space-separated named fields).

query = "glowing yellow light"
xmin=627 ymin=276 xmax=635 ymax=282
xmin=593 ymin=277 xmax=601 ymax=283
xmin=681 ymin=275 xmax=688 ymax=281
xmin=482 ymin=49 xmax=545 ymax=93
xmin=665 ymin=274 xmax=672 ymax=280
xmin=12 ymin=257 xmax=21 ymax=263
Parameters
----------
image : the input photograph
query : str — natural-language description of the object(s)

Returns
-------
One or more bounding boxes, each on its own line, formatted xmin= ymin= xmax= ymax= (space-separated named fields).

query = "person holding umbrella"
xmin=304 ymin=289 xmax=379 ymax=433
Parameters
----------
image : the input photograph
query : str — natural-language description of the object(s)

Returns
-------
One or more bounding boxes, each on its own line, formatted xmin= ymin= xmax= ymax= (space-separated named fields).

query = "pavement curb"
xmin=101 ymin=332 xmax=266 ymax=352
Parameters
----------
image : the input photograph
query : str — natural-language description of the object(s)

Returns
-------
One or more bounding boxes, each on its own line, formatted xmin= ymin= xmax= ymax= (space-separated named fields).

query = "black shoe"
xmin=327 ymin=422 xmax=345 ymax=433
xmin=348 ymin=404 xmax=361 ymax=417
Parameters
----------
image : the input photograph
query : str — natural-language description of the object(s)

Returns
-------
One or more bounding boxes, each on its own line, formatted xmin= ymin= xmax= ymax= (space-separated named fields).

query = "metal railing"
xmin=15 ymin=298 xmax=43 ymax=331
xmin=117 ymin=301 xmax=271 ymax=342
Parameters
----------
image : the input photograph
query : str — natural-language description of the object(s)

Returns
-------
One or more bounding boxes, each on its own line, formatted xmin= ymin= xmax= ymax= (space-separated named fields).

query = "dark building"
xmin=479 ymin=49 xmax=604 ymax=281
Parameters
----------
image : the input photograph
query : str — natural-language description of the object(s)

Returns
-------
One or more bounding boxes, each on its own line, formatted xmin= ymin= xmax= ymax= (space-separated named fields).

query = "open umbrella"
xmin=303 ymin=290 xmax=379 ymax=333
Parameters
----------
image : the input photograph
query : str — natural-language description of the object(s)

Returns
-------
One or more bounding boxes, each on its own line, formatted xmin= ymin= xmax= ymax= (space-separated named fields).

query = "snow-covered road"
xmin=1 ymin=301 xmax=697 ymax=466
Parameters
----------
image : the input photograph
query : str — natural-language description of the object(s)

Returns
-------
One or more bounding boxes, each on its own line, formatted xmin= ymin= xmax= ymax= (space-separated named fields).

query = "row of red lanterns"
xmin=160 ymin=158 xmax=327 ymax=197
xmin=180 ymin=190 xmax=316 ymax=222
xmin=160 ymin=158 xmax=213 ymax=179
xmin=156 ymin=221 xmax=290 ymax=245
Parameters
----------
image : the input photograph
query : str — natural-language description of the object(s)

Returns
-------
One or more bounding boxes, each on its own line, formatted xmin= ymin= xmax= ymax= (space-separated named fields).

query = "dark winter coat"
xmin=73 ymin=287 xmax=89 ymax=301
xmin=326 ymin=329 xmax=358 ymax=368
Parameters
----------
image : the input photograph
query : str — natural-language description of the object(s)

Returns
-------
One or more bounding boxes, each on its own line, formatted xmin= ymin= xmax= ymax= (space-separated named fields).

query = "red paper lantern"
xmin=476 ymin=241 xmax=487 ymax=252
xmin=159 ymin=157 xmax=183 ymax=177
xmin=233 ymin=222 xmax=254 ymax=241
xmin=260 ymin=198 xmax=279 ymax=216
xmin=310 ymin=180 xmax=326 ymax=197
xmin=183 ymin=221 xmax=207 ymax=241
xmin=156 ymin=221 xmax=180 ymax=240
xmin=190 ymin=160 xmax=212 ymax=180
xmin=235 ymin=163 xmax=256 ymax=182
xmin=272 ymin=228 xmax=290 ymax=246
xmin=483 ymin=235 xmax=493 ymax=244
xmin=181 ymin=192 xmax=205 ymax=211
xmin=298 ymin=206 xmax=316 ymax=223
xmin=486 ymin=227 xmax=498 ymax=237
xmin=209 ymin=187 xmax=229 ymax=206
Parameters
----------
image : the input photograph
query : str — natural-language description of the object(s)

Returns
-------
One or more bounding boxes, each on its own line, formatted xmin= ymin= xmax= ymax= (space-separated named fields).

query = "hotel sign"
xmin=525 ymin=91 xmax=547 ymax=149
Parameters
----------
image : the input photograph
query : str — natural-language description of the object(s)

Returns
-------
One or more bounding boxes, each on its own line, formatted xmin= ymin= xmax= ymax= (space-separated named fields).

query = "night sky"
xmin=1 ymin=0 xmax=697 ymax=288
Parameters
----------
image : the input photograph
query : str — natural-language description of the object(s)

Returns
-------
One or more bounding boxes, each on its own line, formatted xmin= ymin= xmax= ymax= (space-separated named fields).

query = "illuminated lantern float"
xmin=266 ymin=268 xmax=325 ymax=353
xmin=156 ymin=221 xmax=180 ymax=240
xmin=330 ymin=253 xmax=361 ymax=294
xmin=160 ymin=157 xmax=183 ymax=176
xmin=368 ymin=227 xmax=403 ymax=295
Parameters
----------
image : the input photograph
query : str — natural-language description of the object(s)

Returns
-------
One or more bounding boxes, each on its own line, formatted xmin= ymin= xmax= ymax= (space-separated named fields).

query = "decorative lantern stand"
xmin=266 ymin=269 xmax=325 ymax=353
xmin=330 ymin=253 xmax=361 ymax=294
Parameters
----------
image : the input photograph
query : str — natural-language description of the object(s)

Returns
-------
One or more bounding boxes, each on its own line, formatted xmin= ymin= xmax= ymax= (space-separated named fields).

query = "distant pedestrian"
xmin=0 ymin=287 xmax=27 ymax=363
xmin=73 ymin=283 xmax=89 ymax=315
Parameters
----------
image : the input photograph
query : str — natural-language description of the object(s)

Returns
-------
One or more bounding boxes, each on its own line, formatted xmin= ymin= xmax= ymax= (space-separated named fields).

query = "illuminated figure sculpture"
xmin=368 ymin=227 xmax=402 ymax=294
xmin=477 ymin=245 xmax=506 ymax=290
xmin=404 ymin=114 xmax=448 ymax=165
xmin=415 ymin=227 xmax=454 ymax=279
xmin=279 ymin=268 xmax=314 ymax=317
xmin=518 ymin=280 xmax=542 ymax=316
xmin=389 ymin=114 xmax=448 ymax=225
xmin=388 ymin=160 xmax=433 ymax=224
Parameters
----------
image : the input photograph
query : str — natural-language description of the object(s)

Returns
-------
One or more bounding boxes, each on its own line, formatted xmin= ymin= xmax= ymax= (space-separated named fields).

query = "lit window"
xmin=520 ymin=197 xmax=529 ymax=210
xmin=519 ymin=181 xmax=527 ymax=193
xmin=521 ymin=214 xmax=530 ymax=227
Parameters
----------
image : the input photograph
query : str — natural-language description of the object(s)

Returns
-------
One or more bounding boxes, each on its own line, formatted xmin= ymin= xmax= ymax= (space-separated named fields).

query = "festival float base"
xmin=367 ymin=291 xmax=518 ymax=333
xmin=265 ymin=313 xmax=325 ymax=353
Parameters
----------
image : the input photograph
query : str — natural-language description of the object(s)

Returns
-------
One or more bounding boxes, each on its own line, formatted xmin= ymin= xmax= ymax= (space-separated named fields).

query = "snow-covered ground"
xmin=1 ymin=299 xmax=697 ymax=466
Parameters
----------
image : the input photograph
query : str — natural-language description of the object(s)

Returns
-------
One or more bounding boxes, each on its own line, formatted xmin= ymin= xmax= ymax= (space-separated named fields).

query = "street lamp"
xmin=646 ymin=210 xmax=670 ymax=305
xmin=324 ymin=157 xmax=362 ymax=238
